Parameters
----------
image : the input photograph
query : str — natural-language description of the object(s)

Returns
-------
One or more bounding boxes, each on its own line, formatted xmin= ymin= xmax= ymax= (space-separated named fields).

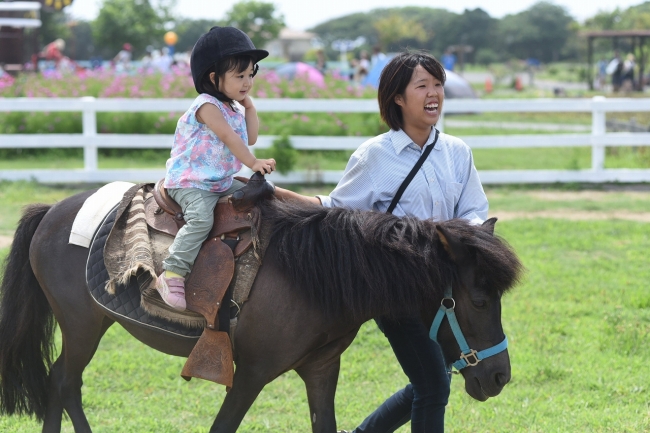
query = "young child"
xmin=157 ymin=26 xmax=276 ymax=310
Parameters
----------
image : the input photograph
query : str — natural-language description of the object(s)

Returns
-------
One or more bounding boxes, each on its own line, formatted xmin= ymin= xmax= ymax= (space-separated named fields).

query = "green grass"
xmin=449 ymin=112 xmax=592 ymax=125
xmin=0 ymin=181 xmax=89 ymax=236
xmin=0 ymin=183 xmax=649 ymax=432
xmin=486 ymin=188 xmax=650 ymax=213
xmin=3 ymin=145 xmax=649 ymax=173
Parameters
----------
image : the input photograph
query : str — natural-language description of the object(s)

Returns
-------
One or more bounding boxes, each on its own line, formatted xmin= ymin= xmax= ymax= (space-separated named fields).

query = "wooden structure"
xmin=0 ymin=2 xmax=41 ymax=73
xmin=584 ymin=30 xmax=650 ymax=91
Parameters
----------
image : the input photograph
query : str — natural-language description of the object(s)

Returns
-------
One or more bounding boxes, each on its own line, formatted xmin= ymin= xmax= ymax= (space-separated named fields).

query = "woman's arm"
xmin=274 ymin=187 xmax=322 ymax=205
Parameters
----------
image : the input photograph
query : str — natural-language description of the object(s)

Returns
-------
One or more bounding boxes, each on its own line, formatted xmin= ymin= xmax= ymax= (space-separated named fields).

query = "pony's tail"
xmin=0 ymin=204 xmax=55 ymax=421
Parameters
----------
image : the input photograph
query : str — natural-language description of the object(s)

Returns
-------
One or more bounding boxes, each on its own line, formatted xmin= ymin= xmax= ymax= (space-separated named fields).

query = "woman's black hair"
xmin=377 ymin=51 xmax=446 ymax=131
xmin=196 ymin=54 xmax=259 ymax=104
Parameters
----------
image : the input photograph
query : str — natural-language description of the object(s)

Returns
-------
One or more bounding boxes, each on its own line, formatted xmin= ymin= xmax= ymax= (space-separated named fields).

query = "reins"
xmin=428 ymin=285 xmax=508 ymax=374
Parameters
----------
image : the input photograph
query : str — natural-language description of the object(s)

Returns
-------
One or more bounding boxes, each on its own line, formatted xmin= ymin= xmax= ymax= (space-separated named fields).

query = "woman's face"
xmin=211 ymin=62 xmax=255 ymax=102
xmin=394 ymin=64 xmax=445 ymax=131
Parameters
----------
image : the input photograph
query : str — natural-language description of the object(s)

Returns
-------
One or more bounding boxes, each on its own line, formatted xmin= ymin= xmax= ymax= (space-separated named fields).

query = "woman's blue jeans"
xmin=353 ymin=316 xmax=450 ymax=433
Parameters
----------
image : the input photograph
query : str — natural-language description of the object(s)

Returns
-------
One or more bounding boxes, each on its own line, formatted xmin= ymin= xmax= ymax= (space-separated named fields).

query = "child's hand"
xmin=241 ymin=95 xmax=255 ymax=109
xmin=251 ymin=158 xmax=276 ymax=175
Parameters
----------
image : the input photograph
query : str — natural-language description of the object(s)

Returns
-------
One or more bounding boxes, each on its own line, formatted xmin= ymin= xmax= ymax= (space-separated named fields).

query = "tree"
xmin=498 ymin=1 xmax=575 ymax=62
xmin=373 ymin=14 xmax=427 ymax=50
xmin=614 ymin=2 xmax=650 ymax=29
xmin=67 ymin=20 xmax=95 ymax=60
xmin=222 ymin=1 xmax=284 ymax=49
xmin=451 ymin=8 xmax=500 ymax=63
xmin=39 ymin=9 xmax=71 ymax=50
xmin=92 ymin=0 xmax=170 ymax=58
xmin=173 ymin=19 xmax=221 ymax=53
xmin=310 ymin=7 xmax=459 ymax=58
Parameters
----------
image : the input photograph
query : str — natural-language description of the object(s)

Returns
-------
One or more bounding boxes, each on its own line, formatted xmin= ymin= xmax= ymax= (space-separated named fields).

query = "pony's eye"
xmin=472 ymin=300 xmax=487 ymax=309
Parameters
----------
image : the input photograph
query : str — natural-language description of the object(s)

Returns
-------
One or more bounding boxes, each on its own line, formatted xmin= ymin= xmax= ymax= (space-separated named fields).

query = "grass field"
xmin=1 ymin=144 xmax=649 ymax=172
xmin=0 ymin=182 xmax=649 ymax=432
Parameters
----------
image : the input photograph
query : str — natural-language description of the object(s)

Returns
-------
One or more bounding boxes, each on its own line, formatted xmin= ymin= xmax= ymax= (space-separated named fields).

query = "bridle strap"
xmin=429 ymin=285 xmax=508 ymax=372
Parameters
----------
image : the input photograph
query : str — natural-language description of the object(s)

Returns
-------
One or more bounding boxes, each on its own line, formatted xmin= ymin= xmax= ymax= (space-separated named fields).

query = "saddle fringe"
xmin=104 ymin=263 xmax=156 ymax=296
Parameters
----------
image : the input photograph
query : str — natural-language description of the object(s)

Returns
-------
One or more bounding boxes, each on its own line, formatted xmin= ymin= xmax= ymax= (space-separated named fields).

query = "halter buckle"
xmin=460 ymin=349 xmax=480 ymax=367
xmin=441 ymin=297 xmax=455 ymax=309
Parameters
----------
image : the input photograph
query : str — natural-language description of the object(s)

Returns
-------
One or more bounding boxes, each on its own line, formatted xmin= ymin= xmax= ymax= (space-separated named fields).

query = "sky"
xmin=66 ymin=0 xmax=643 ymax=30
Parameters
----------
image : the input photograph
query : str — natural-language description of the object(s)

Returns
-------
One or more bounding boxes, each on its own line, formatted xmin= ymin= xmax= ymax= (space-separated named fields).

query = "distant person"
xmin=606 ymin=51 xmax=623 ymax=92
xmin=90 ymin=55 xmax=104 ymax=70
xmin=621 ymin=53 xmax=635 ymax=92
xmin=357 ymin=50 xmax=370 ymax=82
xmin=596 ymin=58 xmax=607 ymax=90
xmin=140 ymin=46 xmax=155 ymax=71
xmin=156 ymin=27 xmax=276 ymax=309
xmin=349 ymin=58 xmax=359 ymax=82
xmin=113 ymin=43 xmax=133 ymax=72
xmin=152 ymin=46 xmax=174 ymax=73
xmin=40 ymin=38 xmax=65 ymax=68
xmin=370 ymin=45 xmax=386 ymax=68
xmin=441 ymin=49 xmax=456 ymax=71
xmin=315 ymin=49 xmax=327 ymax=75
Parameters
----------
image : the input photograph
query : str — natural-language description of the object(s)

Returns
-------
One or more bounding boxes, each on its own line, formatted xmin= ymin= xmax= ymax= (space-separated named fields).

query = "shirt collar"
xmin=389 ymin=127 xmax=442 ymax=155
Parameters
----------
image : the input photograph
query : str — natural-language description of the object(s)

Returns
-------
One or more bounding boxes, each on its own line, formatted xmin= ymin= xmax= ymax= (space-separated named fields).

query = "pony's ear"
xmin=482 ymin=217 xmax=498 ymax=235
xmin=436 ymin=225 xmax=469 ymax=263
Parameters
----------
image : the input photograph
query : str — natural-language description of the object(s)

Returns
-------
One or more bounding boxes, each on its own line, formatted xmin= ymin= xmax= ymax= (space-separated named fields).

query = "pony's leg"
xmin=296 ymin=357 xmax=341 ymax=433
xmin=295 ymin=331 xmax=358 ymax=433
xmin=208 ymin=365 xmax=269 ymax=433
xmin=42 ymin=315 xmax=114 ymax=433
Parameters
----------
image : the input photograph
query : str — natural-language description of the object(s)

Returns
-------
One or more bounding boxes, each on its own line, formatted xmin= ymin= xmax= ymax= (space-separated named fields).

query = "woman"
xmin=277 ymin=50 xmax=488 ymax=432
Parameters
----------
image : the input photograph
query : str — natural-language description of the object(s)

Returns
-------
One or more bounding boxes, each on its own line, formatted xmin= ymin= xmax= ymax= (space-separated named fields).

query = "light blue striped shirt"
xmin=318 ymin=128 xmax=488 ymax=224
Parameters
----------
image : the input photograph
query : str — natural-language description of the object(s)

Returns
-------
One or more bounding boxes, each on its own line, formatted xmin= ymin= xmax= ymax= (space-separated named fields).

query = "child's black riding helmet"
xmin=190 ymin=26 xmax=269 ymax=94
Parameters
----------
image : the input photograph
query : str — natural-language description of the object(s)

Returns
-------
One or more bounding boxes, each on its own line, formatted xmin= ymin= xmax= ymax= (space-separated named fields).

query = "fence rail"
xmin=1 ymin=96 xmax=649 ymax=184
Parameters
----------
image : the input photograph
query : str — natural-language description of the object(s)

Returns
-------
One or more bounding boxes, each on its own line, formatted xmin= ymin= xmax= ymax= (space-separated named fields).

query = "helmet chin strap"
xmin=429 ymin=285 xmax=508 ymax=373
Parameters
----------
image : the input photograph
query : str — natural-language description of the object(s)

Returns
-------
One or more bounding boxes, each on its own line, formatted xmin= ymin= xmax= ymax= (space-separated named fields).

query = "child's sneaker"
xmin=155 ymin=273 xmax=186 ymax=310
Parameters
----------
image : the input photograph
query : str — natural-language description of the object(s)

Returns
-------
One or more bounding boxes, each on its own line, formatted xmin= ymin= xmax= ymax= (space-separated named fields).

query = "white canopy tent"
xmin=0 ymin=2 xmax=42 ymax=28
xmin=0 ymin=2 xmax=42 ymax=72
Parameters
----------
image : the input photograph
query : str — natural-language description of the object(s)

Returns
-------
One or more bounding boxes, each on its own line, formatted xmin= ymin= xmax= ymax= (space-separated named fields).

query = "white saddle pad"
xmin=69 ymin=181 xmax=135 ymax=247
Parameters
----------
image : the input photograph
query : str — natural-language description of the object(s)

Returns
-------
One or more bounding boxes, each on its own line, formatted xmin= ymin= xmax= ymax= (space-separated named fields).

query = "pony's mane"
xmin=259 ymin=200 xmax=522 ymax=320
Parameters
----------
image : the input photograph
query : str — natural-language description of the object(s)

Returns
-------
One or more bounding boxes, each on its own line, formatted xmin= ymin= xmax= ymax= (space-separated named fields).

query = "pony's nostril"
xmin=494 ymin=372 xmax=509 ymax=387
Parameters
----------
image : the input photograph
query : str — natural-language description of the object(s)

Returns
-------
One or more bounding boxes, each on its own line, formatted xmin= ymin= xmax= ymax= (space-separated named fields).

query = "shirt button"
xmin=435 ymin=201 xmax=440 ymax=206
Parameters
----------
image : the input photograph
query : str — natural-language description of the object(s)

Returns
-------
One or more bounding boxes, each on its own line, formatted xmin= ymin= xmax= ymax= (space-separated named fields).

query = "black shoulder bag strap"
xmin=387 ymin=128 xmax=439 ymax=214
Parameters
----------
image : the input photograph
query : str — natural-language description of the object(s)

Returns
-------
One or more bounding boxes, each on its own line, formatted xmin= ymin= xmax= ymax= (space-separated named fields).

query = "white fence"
xmin=1 ymin=96 xmax=650 ymax=184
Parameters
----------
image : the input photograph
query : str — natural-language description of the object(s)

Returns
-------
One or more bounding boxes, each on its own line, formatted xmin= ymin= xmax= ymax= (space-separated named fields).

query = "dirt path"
xmin=495 ymin=210 xmax=650 ymax=222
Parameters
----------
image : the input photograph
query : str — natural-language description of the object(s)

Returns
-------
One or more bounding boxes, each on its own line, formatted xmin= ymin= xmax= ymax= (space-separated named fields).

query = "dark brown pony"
xmin=0 ymin=191 xmax=522 ymax=433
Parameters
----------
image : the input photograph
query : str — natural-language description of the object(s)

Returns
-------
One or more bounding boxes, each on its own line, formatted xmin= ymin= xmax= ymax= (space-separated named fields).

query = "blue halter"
xmin=429 ymin=285 xmax=508 ymax=372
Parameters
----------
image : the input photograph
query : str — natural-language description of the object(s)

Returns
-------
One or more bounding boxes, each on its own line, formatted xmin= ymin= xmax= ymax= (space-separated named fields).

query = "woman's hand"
xmin=251 ymin=158 xmax=276 ymax=175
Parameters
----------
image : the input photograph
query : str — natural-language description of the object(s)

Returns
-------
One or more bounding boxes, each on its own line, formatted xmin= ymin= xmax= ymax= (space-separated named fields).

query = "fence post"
xmin=82 ymin=96 xmax=98 ymax=172
xmin=591 ymin=95 xmax=606 ymax=171
xmin=437 ymin=111 xmax=445 ymax=133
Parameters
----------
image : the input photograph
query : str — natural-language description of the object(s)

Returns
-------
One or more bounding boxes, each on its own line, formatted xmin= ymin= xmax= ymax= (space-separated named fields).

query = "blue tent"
xmin=361 ymin=57 xmax=390 ymax=88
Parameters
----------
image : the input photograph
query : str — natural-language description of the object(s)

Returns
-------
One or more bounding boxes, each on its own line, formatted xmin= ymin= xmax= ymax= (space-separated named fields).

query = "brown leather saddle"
xmin=142 ymin=172 xmax=275 ymax=386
